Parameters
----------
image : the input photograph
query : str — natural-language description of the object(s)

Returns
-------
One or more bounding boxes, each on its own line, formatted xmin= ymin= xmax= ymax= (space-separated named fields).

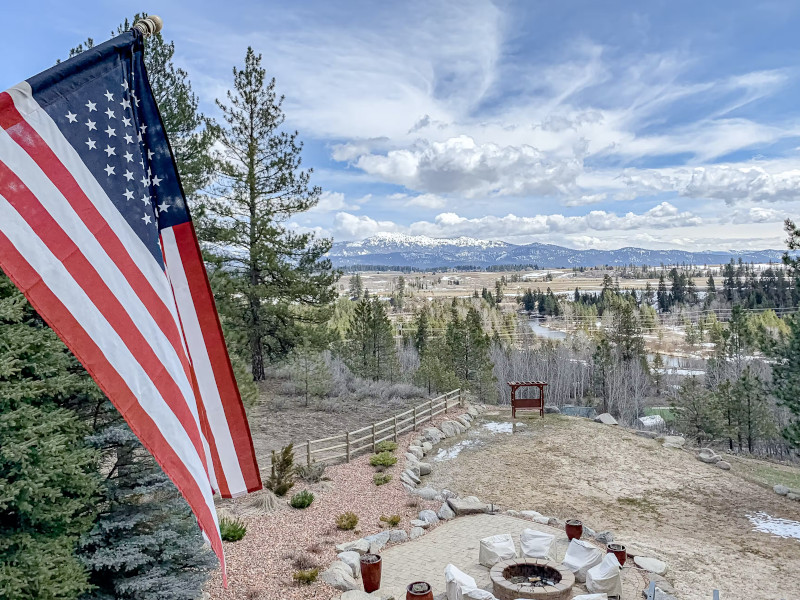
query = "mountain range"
xmin=327 ymin=233 xmax=788 ymax=269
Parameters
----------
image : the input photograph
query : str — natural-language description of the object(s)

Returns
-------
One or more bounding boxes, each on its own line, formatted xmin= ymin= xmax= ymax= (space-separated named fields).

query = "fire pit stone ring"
xmin=489 ymin=558 xmax=575 ymax=600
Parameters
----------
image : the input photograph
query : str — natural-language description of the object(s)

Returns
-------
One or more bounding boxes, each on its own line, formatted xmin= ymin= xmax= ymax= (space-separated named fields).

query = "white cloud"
xmin=333 ymin=212 xmax=402 ymax=239
xmin=309 ymin=190 xmax=365 ymax=213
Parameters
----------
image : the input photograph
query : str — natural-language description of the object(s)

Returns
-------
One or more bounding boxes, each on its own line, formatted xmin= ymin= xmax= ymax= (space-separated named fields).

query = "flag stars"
xmin=85 ymin=138 xmax=96 ymax=150
xmin=123 ymin=151 xmax=133 ymax=163
xmin=158 ymin=201 xmax=169 ymax=213
xmin=147 ymin=149 xmax=154 ymax=160
xmin=104 ymin=145 xmax=116 ymax=157
xmin=124 ymin=170 xmax=134 ymax=181
xmin=104 ymin=90 xmax=114 ymax=102
xmin=124 ymin=133 xmax=134 ymax=144
xmin=104 ymin=164 xmax=115 ymax=176
xmin=141 ymin=194 xmax=151 ymax=205
xmin=86 ymin=100 xmax=97 ymax=112
xmin=121 ymin=80 xmax=129 ymax=90
xmin=140 ymin=175 xmax=150 ymax=188
xmin=151 ymin=174 xmax=162 ymax=187
xmin=105 ymin=126 xmax=116 ymax=137
xmin=137 ymin=132 xmax=143 ymax=143
xmin=121 ymin=98 xmax=131 ymax=110
xmin=85 ymin=119 xmax=96 ymax=131
xmin=66 ymin=111 xmax=77 ymax=123
xmin=139 ymin=124 xmax=147 ymax=135
xmin=123 ymin=189 xmax=134 ymax=201
xmin=122 ymin=117 xmax=132 ymax=127
xmin=142 ymin=212 xmax=152 ymax=225
xmin=105 ymin=108 xmax=116 ymax=119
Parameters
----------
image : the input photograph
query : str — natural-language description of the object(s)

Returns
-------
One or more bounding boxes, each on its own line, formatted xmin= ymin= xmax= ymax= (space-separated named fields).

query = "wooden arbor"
xmin=508 ymin=381 xmax=548 ymax=418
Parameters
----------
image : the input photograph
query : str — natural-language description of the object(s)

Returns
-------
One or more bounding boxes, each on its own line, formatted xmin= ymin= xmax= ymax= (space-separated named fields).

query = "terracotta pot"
xmin=360 ymin=553 xmax=382 ymax=593
xmin=406 ymin=581 xmax=434 ymax=600
xmin=565 ymin=519 xmax=583 ymax=541
xmin=607 ymin=543 xmax=627 ymax=566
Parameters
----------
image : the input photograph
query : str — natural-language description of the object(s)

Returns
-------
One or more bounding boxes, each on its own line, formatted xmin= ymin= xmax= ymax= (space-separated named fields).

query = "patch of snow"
xmin=483 ymin=422 xmax=515 ymax=434
xmin=746 ymin=512 xmax=800 ymax=540
xmin=433 ymin=439 xmax=480 ymax=461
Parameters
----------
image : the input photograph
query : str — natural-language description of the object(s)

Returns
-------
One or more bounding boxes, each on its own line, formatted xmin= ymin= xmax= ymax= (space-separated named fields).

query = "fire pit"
xmin=489 ymin=558 xmax=574 ymax=600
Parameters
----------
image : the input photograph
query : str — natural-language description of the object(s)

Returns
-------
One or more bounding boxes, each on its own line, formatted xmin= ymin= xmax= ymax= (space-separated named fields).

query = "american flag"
xmin=0 ymin=30 xmax=261 ymax=578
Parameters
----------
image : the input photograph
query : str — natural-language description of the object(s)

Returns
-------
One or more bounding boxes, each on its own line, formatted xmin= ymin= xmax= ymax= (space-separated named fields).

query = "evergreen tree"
xmin=445 ymin=306 xmax=494 ymax=400
xmin=343 ymin=298 xmax=398 ymax=381
xmin=670 ymin=377 xmax=721 ymax=445
xmin=414 ymin=307 xmax=431 ymax=355
xmin=348 ymin=273 xmax=363 ymax=300
xmin=657 ymin=273 xmax=669 ymax=311
xmin=733 ymin=367 xmax=774 ymax=453
xmin=287 ymin=340 xmax=331 ymax=407
xmin=78 ymin=423 xmax=215 ymax=600
xmin=0 ymin=273 xmax=101 ymax=600
xmin=772 ymin=313 xmax=800 ymax=447
xmin=206 ymin=48 xmax=338 ymax=378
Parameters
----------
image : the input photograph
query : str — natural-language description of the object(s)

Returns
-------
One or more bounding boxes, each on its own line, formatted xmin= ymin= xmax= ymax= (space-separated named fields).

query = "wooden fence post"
xmin=393 ymin=416 xmax=398 ymax=442
xmin=372 ymin=424 xmax=377 ymax=452
xmin=346 ymin=431 xmax=351 ymax=463
xmin=307 ymin=440 xmax=311 ymax=467
xmin=430 ymin=399 xmax=434 ymax=419
xmin=444 ymin=394 xmax=448 ymax=413
xmin=413 ymin=406 xmax=417 ymax=431
xmin=459 ymin=388 xmax=464 ymax=407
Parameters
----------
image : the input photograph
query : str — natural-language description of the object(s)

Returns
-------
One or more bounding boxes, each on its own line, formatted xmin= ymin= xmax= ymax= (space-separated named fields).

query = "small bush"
xmin=375 ymin=440 xmax=398 ymax=453
xmin=266 ymin=444 xmax=296 ymax=497
xmin=291 ymin=552 xmax=319 ymax=570
xmin=369 ymin=451 xmax=397 ymax=468
xmin=306 ymin=542 xmax=325 ymax=555
xmin=292 ymin=568 xmax=319 ymax=585
xmin=219 ymin=516 xmax=247 ymax=542
xmin=296 ymin=461 xmax=327 ymax=483
xmin=290 ymin=490 xmax=315 ymax=509
xmin=336 ymin=511 xmax=359 ymax=531
xmin=380 ymin=514 xmax=401 ymax=528
xmin=373 ymin=472 xmax=393 ymax=486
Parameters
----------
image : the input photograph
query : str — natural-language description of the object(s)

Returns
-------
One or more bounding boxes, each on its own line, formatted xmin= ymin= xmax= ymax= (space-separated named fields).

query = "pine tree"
xmin=78 ymin=423 xmax=215 ymax=600
xmin=414 ymin=307 xmax=431 ymax=355
xmin=287 ymin=340 xmax=331 ymax=407
xmin=670 ymin=377 xmax=721 ymax=445
xmin=445 ymin=306 xmax=494 ymax=401
xmin=343 ymin=298 xmax=398 ymax=381
xmin=207 ymin=48 xmax=338 ymax=379
xmin=772 ymin=313 xmax=800 ymax=447
xmin=349 ymin=273 xmax=363 ymax=300
xmin=733 ymin=367 xmax=774 ymax=453
xmin=0 ymin=273 xmax=101 ymax=600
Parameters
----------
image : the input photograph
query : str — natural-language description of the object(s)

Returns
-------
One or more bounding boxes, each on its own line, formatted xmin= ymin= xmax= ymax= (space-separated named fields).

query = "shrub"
xmin=373 ymin=473 xmax=393 ymax=486
xmin=290 ymin=490 xmax=315 ymax=509
xmin=296 ymin=461 xmax=327 ymax=483
xmin=305 ymin=542 xmax=325 ymax=555
xmin=292 ymin=568 xmax=319 ymax=585
xmin=266 ymin=444 xmax=295 ymax=497
xmin=291 ymin=552 xmax=319 ymax=570
xmin=380 ymin=514 xmax=401 ymax=528
xmin=375 ymin=440 xmax=398 ymax=453
xmin=336 ymin=511 xmax=359 ymax=531
xmin=369 ymin=451 xmax=397 ymax=468
xmin=219 ymin=516 xmax=247 ymax=542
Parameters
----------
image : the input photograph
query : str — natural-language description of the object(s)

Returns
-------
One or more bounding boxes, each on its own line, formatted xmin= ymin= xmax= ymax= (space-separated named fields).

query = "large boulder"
xmin=335 ymin=539 xmax=370 ymax=555
xmin=421 ymin=441 xmax=433 ymax=452
xmin=467 ymin=406 xmax=480 ymax=417
xmin=417 ymin=462 xmax=432 ymax=476
xmin=410 ymin=518 xmax=430 ymax=529
xmin=661 ymin=436 xmax=685 ymax=449
xmin=389 ymin=529 xmax=408 ymax=543
xmin=716 ymin=460 xmax=731 ymax=471
xmin=594 ymin=413 xmax=618 ymax=426
xmin=410 ymin=526 xmax=426 ymax=539
xmin=405 ymin=452 xmax=420 ymax=463
xmin=337 ymin=551 xmax=361 ymax=579
xmin=634 ymin=556 xmax=668 ymax=576
xmin=594 ymin=531 xmax=614 ymax=545
xmin=400 ymin=472 xmax=418 ymax=488
xmin=456 ymin=416 xmax=471 ymax=429
xmin=635 ymin=430 xmax=659 ymax=439
xmin=561 ymin=405 xmax=597 ymax=419
xmin=403 ymin=469 xmax=421 ymax=485
xmin=363 ymin=532 xmax=391 ymax=553
xmin=418 ymin=509 xmax=440 ymax=525
xmin=544 ymin=405 xmax=561 ymax=414
xmin=438 ymin=502 xmax=456 ymax=520
xmin=774 ymin=484 xmax=790 ymax=496
xmin=412 ymin=486 xmax=440 ymax=501
xmin=422 ymin=427 xmax=443 ymax=444
xmin=637 ymin=415 xmax=665 ymax=429
xmin=697 ymin=448 xmax=721 ymax=464
xmin=439 ymin=421 xmax=461 ymax=438
xmin=407 ymin=445 xmax=424 ymax=460
xmin=321 ymin=561 xmax=359 ymax=591
xmin=406 ymin=462 xmax=421 ymax=477
xmin=447 ymin=496 xmax=488 ymax=515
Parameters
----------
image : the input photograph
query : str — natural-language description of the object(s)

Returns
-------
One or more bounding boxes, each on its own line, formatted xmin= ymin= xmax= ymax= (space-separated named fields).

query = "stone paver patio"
xmin=377 ymin=513 xmax=646 ymax=599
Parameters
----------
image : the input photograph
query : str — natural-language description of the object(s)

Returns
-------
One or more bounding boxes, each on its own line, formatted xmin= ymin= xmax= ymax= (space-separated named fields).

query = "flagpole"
xmin=133 ymin=15 xmax=163 ymax=36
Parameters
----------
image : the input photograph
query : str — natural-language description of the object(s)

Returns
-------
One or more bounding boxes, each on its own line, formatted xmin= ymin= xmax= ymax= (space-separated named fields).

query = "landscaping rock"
xmin=402 ymin=483 xmax=415 ymax=493
xmin=410 ymin=519 xmax=430 ymax=529
xmin=774 ymin=484 xmax=790 ymax=496
xmin=594 ymin=530 xmax=614 ymax=545
xmin=697 ymin=448 xmax=721 ymax=464
xmin=418 ymin=509 xmax=440 ymax=525
xmin=407 ymin=446 xmax=424 ymax=460
xmin=412 ymin=486 xmax=440 ymax=501
xmin=422 ymin=428 xmax=443 ymax=444
xmin=533 ymin=515 xmax=552 ymax=525
xmin=637 ymin=415 xmax=665 ymax=429
xmin=561 ymin=405 xmax=597 ymax=419
xmin=441 ymin=489 xmax=458 ymax=500
xmin=788 ymin=492 xmax=800 ymax=501
xmin=716 ymin=460 xmax=731 ymax=470
xmin=400 ymin=473 xmax=417 ymax=488
xmin=661 ymin=436 xmax=685 ymax=449
xmin=412 ymin=438 xmax=423 ymax=447
xmin=406 ymin=462 xmax=421 ymax=477
xmin=462 ymin=413 xmax=473 ymax=421
xmin=635 ymin=430 xmax=659 ymax=439
xmin=417 ymin=462 xmax=432 ymax=476
xmin=584 ymin=526 xmax=597 ymax=538
xmin=422 ymin=441 xmax=433 ymax=452
xmin=364 ymin=532 xmax=391 ymax=552
xmin=547 ymin=517 xmax=563 ymax=528
xmin=594 ymin=412 xmax=618 ymax=425
xmin=506 ymin=509 xmax=520 ymax=517
xmin=467 ymin=406 xmax=480 ymax=417
xmin=438 ymin=502 xmax=456 ymax=520
xmin=389 ymin=529 xmax=408 ymax=543
xmin=520 ymin=510 xmax=542 ymax=519
xmin=321 ymin=561 xmax=359 ymax=591
xmin=338 ymin=592 xmax=382 ymax=600
xmin=337 ymin=551 xmax=361 ymax=579
xmin=405 ymin=452 xmax=420 ymax=463
xmin=440 ymin=421 xmax=461 ymax=438
xmin=447 ymin=496 xmax=488 ymax=515
xmin=634 ymin=556 xmax=668 ymax=576
xmin=335 ymin=539 xmax=370 ymax=555
xmin=456 ymin=416 xmax=471 ymax=429
xmin=410 ymin=526 xmax=426 ymax=539
xmin=403 ymin=469 xmax=421 ymax=485
xmin=645 ymin=574 xmax=676 ymax=596
xmin=544 ymin=405 xmax=561 ymax=414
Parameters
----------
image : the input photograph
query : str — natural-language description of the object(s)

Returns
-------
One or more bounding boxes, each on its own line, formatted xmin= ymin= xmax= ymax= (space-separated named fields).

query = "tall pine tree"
xmin=206 ymin=48 xmax=338 ymax=379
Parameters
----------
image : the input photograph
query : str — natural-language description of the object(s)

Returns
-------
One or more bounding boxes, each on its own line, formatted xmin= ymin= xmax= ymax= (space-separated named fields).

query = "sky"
xmin=3 ymin=0 xmax=800 ymax=251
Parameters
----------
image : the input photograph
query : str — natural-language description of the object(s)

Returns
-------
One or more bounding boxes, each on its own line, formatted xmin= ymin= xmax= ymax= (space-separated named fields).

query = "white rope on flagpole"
xmin=133 ymin=15 xmax=164 ymax=37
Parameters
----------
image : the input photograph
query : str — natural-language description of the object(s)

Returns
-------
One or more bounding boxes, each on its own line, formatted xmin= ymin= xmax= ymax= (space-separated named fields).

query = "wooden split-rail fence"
xmin=264 ymin=389 xmax=463 ymax=471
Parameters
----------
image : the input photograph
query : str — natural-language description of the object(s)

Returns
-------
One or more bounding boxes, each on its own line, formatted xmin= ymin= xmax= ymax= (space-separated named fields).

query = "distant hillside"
xmin=328 ymin=233 xmax=787 ymax=269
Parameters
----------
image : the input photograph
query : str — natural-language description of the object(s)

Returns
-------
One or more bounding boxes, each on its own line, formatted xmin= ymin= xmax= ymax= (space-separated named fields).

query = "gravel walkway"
xmin=205 ymin=408 xmax=470 ymax=599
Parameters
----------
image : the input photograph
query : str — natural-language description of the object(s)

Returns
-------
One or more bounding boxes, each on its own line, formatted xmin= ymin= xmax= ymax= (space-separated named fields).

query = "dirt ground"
xmin=425 ymin=411 xmax=800 ymax=600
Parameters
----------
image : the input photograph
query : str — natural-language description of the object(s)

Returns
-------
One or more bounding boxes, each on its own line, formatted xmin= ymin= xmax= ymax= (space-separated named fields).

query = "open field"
xmin=425 ymin=411 xmax=800 ymax=600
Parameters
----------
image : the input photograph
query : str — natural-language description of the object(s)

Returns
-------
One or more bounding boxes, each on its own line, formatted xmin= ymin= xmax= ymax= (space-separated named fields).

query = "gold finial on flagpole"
xmin=133 ymin=15 xmax=164 ymax=37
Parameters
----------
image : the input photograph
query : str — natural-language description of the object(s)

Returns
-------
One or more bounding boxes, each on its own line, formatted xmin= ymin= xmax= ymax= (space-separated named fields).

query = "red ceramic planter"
xmin=406 ymin=581 xmax=434 ymax=600
xmin=565 ymin=519 xmax=583 ymax=541
xmin=607 ymin=543 xmax=627 ymax=566
xmin=360 ymin=554 xmax=382 ymax=593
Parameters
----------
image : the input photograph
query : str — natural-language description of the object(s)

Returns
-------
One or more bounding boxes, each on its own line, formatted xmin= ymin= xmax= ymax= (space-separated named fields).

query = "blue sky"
xmin=3 ymin=0 xmax=800 ymax=250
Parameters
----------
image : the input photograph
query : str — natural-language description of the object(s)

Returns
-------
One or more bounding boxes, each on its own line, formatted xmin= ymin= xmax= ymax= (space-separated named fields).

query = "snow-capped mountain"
xmin=327 ymin=234 xmax=787 ymax=269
